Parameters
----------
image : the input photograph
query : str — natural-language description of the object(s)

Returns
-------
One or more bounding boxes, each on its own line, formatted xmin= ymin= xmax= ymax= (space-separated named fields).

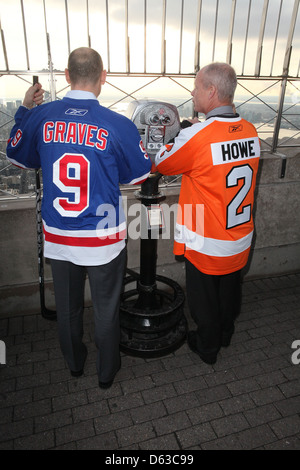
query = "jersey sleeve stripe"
xmin=125 ymin=170 xmax=151 ymax=185
xmin=6 ymin=157 xmax=34 ymax=170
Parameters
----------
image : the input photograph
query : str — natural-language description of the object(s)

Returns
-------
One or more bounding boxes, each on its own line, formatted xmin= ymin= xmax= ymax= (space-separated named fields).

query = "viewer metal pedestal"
xmin=120 ymin=173 xmax=187 ymax=358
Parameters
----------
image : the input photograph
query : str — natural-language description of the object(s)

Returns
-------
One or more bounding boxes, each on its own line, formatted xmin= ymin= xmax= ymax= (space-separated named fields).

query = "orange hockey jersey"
xmin=155 ymin=116 xmax=260 ymax=275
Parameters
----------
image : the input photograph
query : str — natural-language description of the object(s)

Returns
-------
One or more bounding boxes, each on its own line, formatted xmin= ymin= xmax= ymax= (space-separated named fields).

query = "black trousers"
xmin=50 ymin=248 xmax=127 ymax=382
xmin=185 ymin=258 xmax=242 ymax=356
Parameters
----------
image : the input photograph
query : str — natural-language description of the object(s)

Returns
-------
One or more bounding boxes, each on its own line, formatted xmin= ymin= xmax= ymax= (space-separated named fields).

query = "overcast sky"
xmin=0 ymin=0 xmax=299 ymax=100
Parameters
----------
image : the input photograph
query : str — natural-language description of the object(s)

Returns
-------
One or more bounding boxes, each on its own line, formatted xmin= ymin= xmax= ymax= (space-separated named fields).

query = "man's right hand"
xmin=23 ymin=83 xmax=44 ymax=109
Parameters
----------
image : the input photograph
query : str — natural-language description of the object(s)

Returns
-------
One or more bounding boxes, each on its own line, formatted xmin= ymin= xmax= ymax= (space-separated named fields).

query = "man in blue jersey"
xmin=7 ymin=47 xmax=152 ymax=388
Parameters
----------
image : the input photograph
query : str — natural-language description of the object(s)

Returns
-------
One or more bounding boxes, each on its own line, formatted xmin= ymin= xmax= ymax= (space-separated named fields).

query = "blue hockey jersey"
xmin=7 ymin=91 xmax=152 ymax=266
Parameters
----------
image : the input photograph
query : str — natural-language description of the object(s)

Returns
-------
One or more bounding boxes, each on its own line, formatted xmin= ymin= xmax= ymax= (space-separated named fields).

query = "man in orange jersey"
xmin=155 ymin=63 xmax=260 ymax=364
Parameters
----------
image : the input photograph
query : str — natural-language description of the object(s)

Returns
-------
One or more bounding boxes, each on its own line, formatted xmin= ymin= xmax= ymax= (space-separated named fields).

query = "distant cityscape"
xmin=0 ymin=96 xmax=299 ymax=198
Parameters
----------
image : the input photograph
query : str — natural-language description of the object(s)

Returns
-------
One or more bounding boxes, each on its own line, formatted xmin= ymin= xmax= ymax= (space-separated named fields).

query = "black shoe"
xmin=71 ymin=369 xmax=84 ymax=377
xmin=221 ymin=337 xmax=231 ymax=348
xmin=221 ymin=328 xmax=234 ymax=348
xmin=187 ymin=331 xmax=217 ymax=365
xmin=70 ymin=347 xmax=87 ymax=378
xmin=99 ymin=378 xmax=114 ymax=389
xmin=99 ymin=363 xmax=121 ymax=389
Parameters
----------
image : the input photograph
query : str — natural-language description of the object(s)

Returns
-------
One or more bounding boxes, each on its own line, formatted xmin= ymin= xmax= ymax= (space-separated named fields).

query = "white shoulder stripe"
xmin=155 ymin=118 xmax=241 ymax=166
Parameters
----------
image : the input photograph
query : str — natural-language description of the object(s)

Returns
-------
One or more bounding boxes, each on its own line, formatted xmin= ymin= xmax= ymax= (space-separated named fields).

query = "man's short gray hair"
xmin=201 ymin=63 xmax=237 ymax=103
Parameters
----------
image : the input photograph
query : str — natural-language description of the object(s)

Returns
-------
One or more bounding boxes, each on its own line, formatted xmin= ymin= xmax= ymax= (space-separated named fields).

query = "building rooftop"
xmin=0 ymin=0 xmax=299 ymax=453
xmin=0 ymin=272 xmax=299 ymax=450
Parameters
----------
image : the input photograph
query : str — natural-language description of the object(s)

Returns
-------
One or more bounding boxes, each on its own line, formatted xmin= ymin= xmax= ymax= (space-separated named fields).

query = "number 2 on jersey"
xmin=53 ymin=153 xmax=90 ymax=217
xmin=226 ymin=164 xmax=253 ymax=229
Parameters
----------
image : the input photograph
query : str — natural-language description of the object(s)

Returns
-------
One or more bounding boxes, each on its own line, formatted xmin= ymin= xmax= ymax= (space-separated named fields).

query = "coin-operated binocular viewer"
xmin=120 ymin=100 xmax=187 ymax=357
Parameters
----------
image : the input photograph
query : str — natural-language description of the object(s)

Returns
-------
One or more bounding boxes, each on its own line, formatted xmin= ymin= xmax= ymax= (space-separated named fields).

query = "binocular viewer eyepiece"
xmin=126 ymin=100 xmax=181 ymax=161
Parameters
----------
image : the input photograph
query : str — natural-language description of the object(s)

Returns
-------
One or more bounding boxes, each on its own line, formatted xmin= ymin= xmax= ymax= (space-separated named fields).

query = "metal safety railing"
xmin=0 ymin=0 xmax=299 ymax=199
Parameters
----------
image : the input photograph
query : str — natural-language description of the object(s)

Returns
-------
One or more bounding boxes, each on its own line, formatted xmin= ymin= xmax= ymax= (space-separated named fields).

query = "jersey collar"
xmin=206 ymin=106 xmax=236 ymax=119
xmin=65 ymin=90 xmax=98 ymax=100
